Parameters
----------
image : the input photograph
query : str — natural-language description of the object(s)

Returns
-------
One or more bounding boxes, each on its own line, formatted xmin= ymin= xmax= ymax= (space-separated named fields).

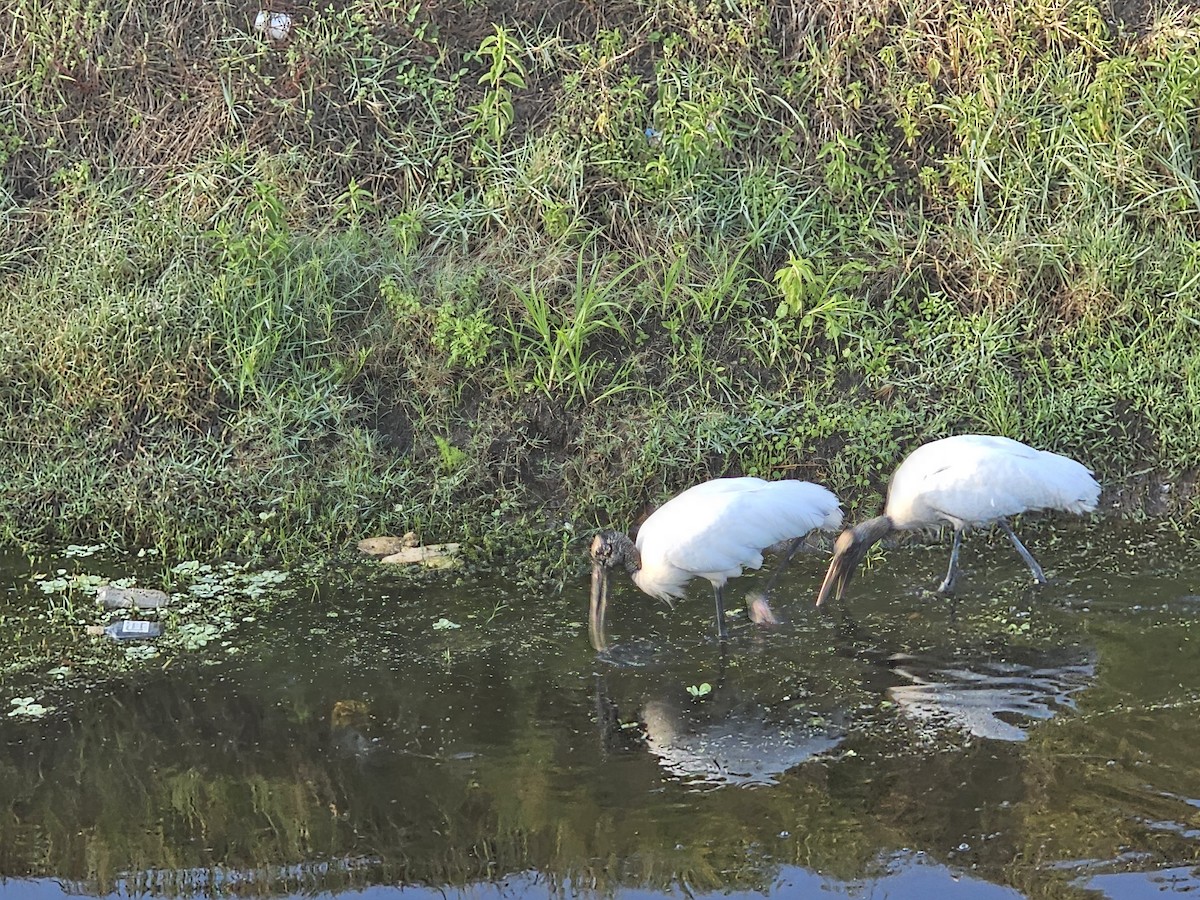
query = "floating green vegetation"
xmin=2 ymin=547 xmax=303 ymax=712
xmin=7 ymin=696 xmax=55 ymax=719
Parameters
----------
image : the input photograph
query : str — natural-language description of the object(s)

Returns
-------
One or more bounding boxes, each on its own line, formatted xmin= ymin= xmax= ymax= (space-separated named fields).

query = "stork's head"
xmin=589 ymin=531 xmax=638 ymax=653
xmin=815 ymin=516 xmax=894 ymax=607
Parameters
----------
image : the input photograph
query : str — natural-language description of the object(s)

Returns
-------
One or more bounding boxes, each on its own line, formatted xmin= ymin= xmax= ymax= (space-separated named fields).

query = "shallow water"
xmin=1 ymin=521 xmax=1199 ymax=898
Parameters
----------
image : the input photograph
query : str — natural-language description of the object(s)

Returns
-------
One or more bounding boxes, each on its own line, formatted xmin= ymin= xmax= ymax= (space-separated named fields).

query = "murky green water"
xmin=1 ymin=522 xmax=1198 ymax=899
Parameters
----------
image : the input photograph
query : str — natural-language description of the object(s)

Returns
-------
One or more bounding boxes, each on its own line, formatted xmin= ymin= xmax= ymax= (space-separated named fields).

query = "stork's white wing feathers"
xmin=887 ymin=435 xmax=1100 ymax=529
xmin=634 ymin=478 xmax=842 ymax=597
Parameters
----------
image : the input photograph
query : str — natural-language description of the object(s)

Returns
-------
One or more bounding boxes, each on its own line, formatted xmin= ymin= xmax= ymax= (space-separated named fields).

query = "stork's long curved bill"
xmin=815 ymin=552 xmax=851 ymax=607
xmin=816 ymin=520 xmax=889 ymax=606
xmin=589 ymin=563 xmax=610 ymax=652
xmin=815 ymin=530 xmax=861 ymax=607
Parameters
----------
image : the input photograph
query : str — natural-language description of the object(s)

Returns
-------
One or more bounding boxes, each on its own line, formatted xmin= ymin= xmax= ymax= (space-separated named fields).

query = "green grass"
xmin=2 ymin=0 xmax=1200 ymax=579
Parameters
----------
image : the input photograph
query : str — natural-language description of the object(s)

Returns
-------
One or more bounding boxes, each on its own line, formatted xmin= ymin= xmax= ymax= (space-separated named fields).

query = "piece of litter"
xmin=254 ymin=10 xmax=292 ymax=41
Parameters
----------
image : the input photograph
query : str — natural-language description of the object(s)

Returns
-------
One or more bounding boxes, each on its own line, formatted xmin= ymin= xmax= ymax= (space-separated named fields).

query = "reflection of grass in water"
xmin=1009 ymin=692 xmax=1200 ymax=891
xmin=0 ymin=589 xmax=883 ymax=894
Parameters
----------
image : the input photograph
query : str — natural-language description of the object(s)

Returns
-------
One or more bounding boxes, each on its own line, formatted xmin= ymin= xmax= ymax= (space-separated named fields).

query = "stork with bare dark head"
xmin=589 ymin=477 xmax=843 ymax=652
xmin=816 ymin=435 xmax=1100 ymax=606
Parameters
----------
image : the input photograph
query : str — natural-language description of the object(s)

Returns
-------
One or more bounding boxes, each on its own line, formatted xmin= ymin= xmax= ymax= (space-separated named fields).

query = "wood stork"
xmin=816 ymin=434 xmax=1100 ymax=605
xmin=589 ymin=477 xmax=843 ymax=651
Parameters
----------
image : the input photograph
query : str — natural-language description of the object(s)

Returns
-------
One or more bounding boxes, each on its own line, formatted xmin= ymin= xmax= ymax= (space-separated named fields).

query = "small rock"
xmin=97 ymin=585 xmax=172 ymax=609
xmin=357 ymin=533 xmax=419 ymax=557
xmin=380 ymin=542 xmax=461 ymax=569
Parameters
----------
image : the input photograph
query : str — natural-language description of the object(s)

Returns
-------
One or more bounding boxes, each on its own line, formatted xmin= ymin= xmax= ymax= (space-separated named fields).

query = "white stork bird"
xmin=589 ymin=477 xmax=843 ymax=651
xmin=816 ymin=434 xmax=1100 ymax=605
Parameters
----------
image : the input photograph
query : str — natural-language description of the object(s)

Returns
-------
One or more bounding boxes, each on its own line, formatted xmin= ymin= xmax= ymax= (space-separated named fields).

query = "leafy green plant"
xmin=433 ymin=436 xmax=467 ymax=474
xmin=774 ymin=255 xmax=869 ymax=348
xmin=503 ymin=251 xmax=639 ymax=401
xmin=333 ymin=178 xmax=377 ymax=226
xmin=469 ymin=25 xmax=528 ymax=160
xmin=380 ymin=277 xmax=423 ymax=319
xmin=8 ymin=696 xmax=55 ymax=719
xmin=388 ymin=211 xmax=427 ymax=254
xmin=205 ymin=182 xmax=294 ymax=402
xmin=433 ymin=304 xmax=495 ymax=368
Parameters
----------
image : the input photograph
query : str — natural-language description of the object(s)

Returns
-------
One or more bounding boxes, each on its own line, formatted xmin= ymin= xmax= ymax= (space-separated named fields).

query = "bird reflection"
xmin=635 ymin=696 xmax=842 ymax=787
xmin=595 ymin=662 xmax=843 ymax=788
xmin=885 ymin=649 xmax=1096 ymax=742
xmin=823 ymin=605 xmax=1096 ymax=742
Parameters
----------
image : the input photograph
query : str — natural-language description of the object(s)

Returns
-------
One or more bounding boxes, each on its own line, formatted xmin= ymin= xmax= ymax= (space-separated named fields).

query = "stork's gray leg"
xmin=713 ymin=585 xmax=729 ymax=639
xmin=760 ymin=535 xmax=805 ymax=596
xmin=937 ymin=528 xmax=964 ymax=593
xmin=997 ymin=518 xmax=1047 ymax=584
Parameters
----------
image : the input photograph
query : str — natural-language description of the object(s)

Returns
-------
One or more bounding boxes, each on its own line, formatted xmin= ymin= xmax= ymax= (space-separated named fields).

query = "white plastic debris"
xmin=254 ymin=10 xmax=292 ymax=42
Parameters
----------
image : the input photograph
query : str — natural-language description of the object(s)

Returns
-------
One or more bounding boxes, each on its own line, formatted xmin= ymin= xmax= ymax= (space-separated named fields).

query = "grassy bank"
xmin=2 ymin=0 xmax=1199 ymax=578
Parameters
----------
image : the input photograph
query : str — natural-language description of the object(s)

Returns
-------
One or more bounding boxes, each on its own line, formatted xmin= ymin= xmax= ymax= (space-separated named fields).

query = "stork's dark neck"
xmin=852 ymin=515 xmax=896 ymax=548
xmin=816 ymin=514 xmax=899 ymax=607
xmin=592 ymin=531 xmax=642 ymax=577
